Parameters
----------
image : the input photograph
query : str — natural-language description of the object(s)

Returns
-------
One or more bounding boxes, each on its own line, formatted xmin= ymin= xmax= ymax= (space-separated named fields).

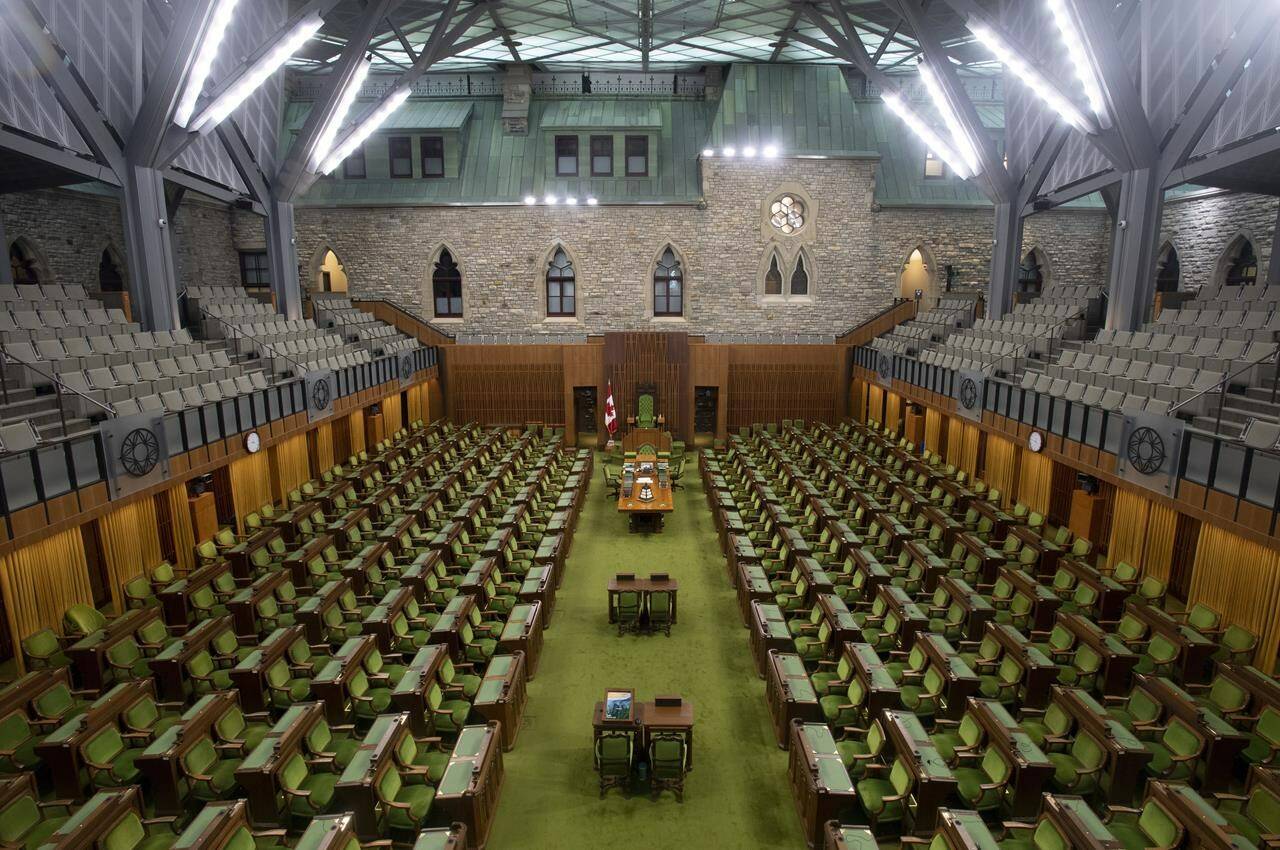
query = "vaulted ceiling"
xmin=290 ymin=0 xmax=1003 ymax=73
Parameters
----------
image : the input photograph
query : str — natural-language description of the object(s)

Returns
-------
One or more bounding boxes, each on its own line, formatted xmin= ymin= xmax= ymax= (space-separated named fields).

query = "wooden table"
xmin=607 ymin=574 xmax=679 ymax=625
xmin=617 ymin=453 xmax=674 ymax=532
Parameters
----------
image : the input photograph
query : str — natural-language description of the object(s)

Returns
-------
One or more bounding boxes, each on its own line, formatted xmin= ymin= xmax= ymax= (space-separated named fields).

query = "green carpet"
xmin=486 ymin=454 xmax=801 ymax=849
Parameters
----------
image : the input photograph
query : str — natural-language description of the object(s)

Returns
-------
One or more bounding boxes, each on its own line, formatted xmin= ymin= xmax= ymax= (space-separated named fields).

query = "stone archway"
xmin=898 ymin=244 xmax=938 ymax=308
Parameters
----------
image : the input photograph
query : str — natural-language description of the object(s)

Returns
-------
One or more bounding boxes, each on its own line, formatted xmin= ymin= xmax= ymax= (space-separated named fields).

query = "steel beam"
xmin=1157 ymin=7 xmax=1280 ymax=184
xmin=1063 ymin=0 xmax=1156 ymax=172
xmin=7 ymin=0 xmax=126 ymax=175
xmin=1164 ymin=130 xmax=1280 ymax=190
xmin=0 ymin=127 xmax=120 ymax=187
xmin=0 ymin=216 xmax=12 ymax=286
xmin=275 ymin=0 xmax=399 ymax=201
xmin=1016 ymin=123 xmax=1071 ymax=210
xmin=1104 ymin=166 xmax=1164 ymax=331
xmin=889 ymin=0 xmax=1010 ymax=202
xmin=265 ymin=196 xmax=303 ymax=320
xmin=989 ymin=202 xmax=1022 ymax=318
xmin=121 ymin=165 xmax=182 ymax=331
xmin=769 ymin=10 xmax=802 ymax=62
xmin=1268 ymin=203 xmax=1280 ymax=289
xmin=127 ymin=0 xmax=223 ymax=167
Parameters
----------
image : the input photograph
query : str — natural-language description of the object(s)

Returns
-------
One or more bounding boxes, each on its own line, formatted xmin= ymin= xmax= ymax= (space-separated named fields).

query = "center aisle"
xmin=486 ymin=452 xmax=797 ymax=849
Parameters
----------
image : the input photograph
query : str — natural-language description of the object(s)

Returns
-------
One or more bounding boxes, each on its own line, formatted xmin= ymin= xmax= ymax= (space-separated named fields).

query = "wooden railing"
xmin=836 ymin=298 xmax=918 ymax=346
xmin=350 ymin=299 xmax=457 ymax=347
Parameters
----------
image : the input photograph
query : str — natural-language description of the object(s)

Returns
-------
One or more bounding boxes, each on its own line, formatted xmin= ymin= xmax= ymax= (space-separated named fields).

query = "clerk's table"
xmin=617 ymin=453 xmax=674 ymax=532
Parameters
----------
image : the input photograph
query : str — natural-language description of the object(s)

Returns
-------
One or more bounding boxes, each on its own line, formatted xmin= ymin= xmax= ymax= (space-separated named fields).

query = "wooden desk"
xmin=789 ymin=721 xmax=857 ymax=849
xmin=137 ymin=691 xmax=239 ymax=814
xmin=934 ymin=576 xmax=995 ymax=642
xmin=916 ymin=633 xmax=980 ymax=721
xmin=67 ymin=607 xmax=167 ymax=693
xmin=434 ymin=722 xmax=505 ymax=850
xmin=750 ymin=602 xmax=794 ymax=678
xmin=228 ymin=626 xmax=303 ymax=714
xmin=766 ymin=651 xmax=823 ymax=749
xmin=497 ymin=602 xmax=544 ymax=680
xmin=637 ymin=698 xmax=695 ymax=769
xmin=1133 ymin=674 xmax=1248 ymax=792
xmin=471 ymin=653 xmax=528 ymax=753
xmin=235 ymin=702 xmax=325 ymax=824
xmin=36 ymin=680 xmax=156 ymax=800
xmin=1125 ymin=601 xmax=1218 ymax=686
xmin=607 ymin=574 xmax=679 ymax=627
xmin=965 ymin=698 xmax=1053 ymax=818
xmin=881 ymin=708 xmax=957 ymax=835
xmin=1052 ymin=686 xmax=1152 ymax=804
xmin=158 ymin=560 xmax=234 ymax=632
xmin=1057 ymin=612 xmax=1138 ymax=696
xmin=617 ymin=454 xmax=674 ymax=533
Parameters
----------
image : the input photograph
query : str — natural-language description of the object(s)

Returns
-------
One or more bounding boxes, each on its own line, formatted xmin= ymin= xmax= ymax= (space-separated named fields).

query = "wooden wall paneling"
xmin=725 ymin=345 xmax=840 ymax=430
xmin=603 ymin=332 xmax=691 ymax=439
xmin=689 ymin=343 xmax=730 ymax=441
xmin=445 ymin=345 xmax=567 ymax=426
xmin=562 ymin=341 xmax=606 ymax=446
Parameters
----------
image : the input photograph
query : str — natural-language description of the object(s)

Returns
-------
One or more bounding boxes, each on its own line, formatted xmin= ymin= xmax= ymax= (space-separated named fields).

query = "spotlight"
xmin=523 ymin=195 xmax=536 ymax=205
xmin=565 ymin=196 xmax=578 ymax=205
xmin=586 ymin=197 xmax=598 ymax=205
xmin=701 ymin=148 xmax=714 ymax=157
xmin=763 ymin=144 xmax=779 ymax=158
xmin=743 ymin=146 xmax=757 ymax=158
xmin=722 ymin=146 xmax=736 ymax=157
xmin=544 ymin=194 xmax=558 ymax=204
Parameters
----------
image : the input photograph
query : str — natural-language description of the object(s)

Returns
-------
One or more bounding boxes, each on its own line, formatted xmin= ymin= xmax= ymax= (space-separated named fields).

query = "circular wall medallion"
xmin=877 ymin=354 xmax=892 ymax=379
xmin=1126 ymin=426 xmax=1166 ymax=475
xmin=310 ymin=378 xmax=332 ymax=411
xmin=959 ymin=377 xmax=979 ymax=410
xmin=119 ymin=428 xmax=160 ymax=477
xmin=400 ymin=354 xmax=414 ymax=376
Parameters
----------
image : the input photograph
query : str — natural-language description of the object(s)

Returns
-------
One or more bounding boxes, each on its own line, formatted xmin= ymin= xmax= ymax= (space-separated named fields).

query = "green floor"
xmin=486 ymin=455 xmax=800 ymax=849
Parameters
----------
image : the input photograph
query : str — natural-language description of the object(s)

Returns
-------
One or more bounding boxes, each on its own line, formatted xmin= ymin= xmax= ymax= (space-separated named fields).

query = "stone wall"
xmin=288 ymin=158 xmax=1114 ymax=335
xmin=1 ymin=187 xmax=126 ymax=293
xmin=1 ymin=186 xmax=242 ymax=295
xmin=291 ymin=158 xmax=891 ymax=336
xmin=1160 ymin=190 xmax=1278 ymax=291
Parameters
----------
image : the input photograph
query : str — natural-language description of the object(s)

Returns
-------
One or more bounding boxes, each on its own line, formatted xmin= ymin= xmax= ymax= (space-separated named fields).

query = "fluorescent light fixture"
xmin=194 ymin=13 xmax=323 ymax=132
xmin=969 ymin=22 xmax=1090 ymax=130
xmin=763 ymin=144 xmax=779 ymax=158
xmin=565 ymin=196 xmax=578 ymax=205
xmin=917 ymin=63 xmax=981 ymax=176
xmin=701 ymin=148 xmax=714 ymax=157
xmin=586 ymin=197 xmax=598 ymax=205
xmin=176 ymin=0 xmax=242 ymax=127
xmin=544 ymin=194 xmax=558 ymax=204
xmin=743 ymin=145 xmax=758 ymax=158
xmin=523 ymin=195 xmax=536 ymax=205
xmin=881 ymin=92 xmax=972 ymax=179
xmin=318 ymin=86 xmax=411 ymax=173
xmin=722 ymin=146 xmax=736 ymax=157
xmin=1045 ymin=0 xmax=1107 ymax=123
xmin=310 ymin=56 xmax=372 ymax=171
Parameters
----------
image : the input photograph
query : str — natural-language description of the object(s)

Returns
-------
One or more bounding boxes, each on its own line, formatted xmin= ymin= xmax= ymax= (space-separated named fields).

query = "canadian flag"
xmin=604 ymin=381 xmax=618 ymax=435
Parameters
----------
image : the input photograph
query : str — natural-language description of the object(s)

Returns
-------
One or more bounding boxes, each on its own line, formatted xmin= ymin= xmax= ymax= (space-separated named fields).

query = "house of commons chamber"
xmin=4 ymin=0 xmax=1280 ymax=847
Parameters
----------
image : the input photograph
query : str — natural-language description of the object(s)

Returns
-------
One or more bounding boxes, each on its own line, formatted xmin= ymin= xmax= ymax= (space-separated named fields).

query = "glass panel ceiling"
xmin=286 ymin=0 xmax=1002 ymax=74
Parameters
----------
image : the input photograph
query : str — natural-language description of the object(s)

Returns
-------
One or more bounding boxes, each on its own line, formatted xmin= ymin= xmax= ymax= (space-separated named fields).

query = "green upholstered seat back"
xmin=1138 ymin=802 xmax=1180 ymax=848
xmin=105 ymin=813 xmax=147 ymax=850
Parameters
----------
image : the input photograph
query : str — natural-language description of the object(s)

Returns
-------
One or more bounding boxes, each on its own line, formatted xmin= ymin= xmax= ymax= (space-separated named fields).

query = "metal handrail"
xmin=979 ymin=309 xmax=1081 ymax=376
xmin=197 ymin=306 xmax=308 ymax=376
xmin=0 ymin=344 xmax=116 ymax=444
xmin=1167 ymin=343 xmax=1280 ymax=433
xmin=347 ymin=297 xmax=458 ymax=342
